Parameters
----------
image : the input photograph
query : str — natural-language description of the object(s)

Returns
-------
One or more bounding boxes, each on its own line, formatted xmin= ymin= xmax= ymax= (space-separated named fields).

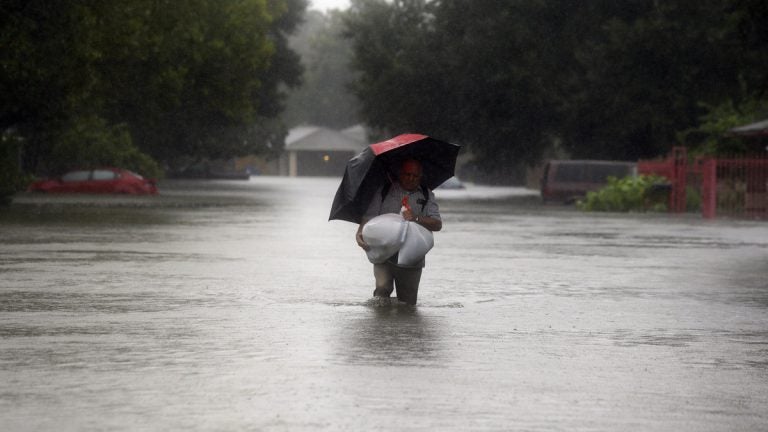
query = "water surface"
xmin=1 ymin=177 xmax=767 ymax=431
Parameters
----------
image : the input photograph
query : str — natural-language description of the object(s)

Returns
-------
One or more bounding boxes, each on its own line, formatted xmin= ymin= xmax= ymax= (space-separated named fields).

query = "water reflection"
xmin=336 ymin=301 xmax=444 ymax=367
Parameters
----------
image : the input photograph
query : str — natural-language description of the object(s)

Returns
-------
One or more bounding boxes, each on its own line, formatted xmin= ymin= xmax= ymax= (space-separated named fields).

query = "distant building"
xmin=340 ymin=124 xmax=369 ymax=143
xmin=729 ymin=118 xmax=768 ymax=137
xmin=280 ymin=125 xmax=367 ymax=177
xmin=728 ymin=118 xmax=768 ymax=153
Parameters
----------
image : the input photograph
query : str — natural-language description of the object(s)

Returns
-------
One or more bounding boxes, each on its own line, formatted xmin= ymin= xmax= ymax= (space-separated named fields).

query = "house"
xmin=728 ymin=118 xmax=768 ymax=153
xmin=729 ymin=118 xmax=768 ymax=137
xmin=280 ymin=125 xmax=367 ymax=177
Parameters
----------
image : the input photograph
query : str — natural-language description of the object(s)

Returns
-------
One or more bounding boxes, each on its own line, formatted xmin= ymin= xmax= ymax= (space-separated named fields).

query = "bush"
xmin=0 ymin=133 xmax=34 ymax=206
xmin=577 ymin=175 xmax=670 ymax=213
xmin=685 ymin=185 xmax=701 ymax=212
xmin=48 ymin=115 xmax=162 ymax=179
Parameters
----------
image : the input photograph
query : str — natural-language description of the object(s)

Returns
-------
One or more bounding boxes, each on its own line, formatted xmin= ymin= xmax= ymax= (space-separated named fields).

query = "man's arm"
xmin=402 ymin=208 xmax=441 ymax=232
xmin=414 ymin=190 xmax=442 ymax=232
xmin=415 ymin=215 xmax=442 ymax=232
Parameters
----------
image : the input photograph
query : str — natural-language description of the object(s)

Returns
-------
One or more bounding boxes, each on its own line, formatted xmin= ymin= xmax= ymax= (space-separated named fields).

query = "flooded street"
xmin=1 ymin=177 xmax=767 ymax=431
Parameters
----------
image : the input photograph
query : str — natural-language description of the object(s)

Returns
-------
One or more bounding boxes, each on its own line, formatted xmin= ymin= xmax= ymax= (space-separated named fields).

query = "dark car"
xmin=28 ymin=168 xmax=158 ymax=195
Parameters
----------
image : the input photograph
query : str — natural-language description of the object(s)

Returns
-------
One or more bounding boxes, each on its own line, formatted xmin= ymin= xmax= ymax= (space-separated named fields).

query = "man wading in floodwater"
xmin=355 ymin=159 xmax=442 ymax=305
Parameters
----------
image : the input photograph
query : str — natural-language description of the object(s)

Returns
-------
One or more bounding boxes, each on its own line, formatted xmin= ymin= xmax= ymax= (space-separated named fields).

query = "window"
xmin=92 ymin=170 xmax=117 ymax=181
xmin=554 ymin=164 xmax=585 ymax=182
xmin=61 ymin=170 xmax=91 ymax=182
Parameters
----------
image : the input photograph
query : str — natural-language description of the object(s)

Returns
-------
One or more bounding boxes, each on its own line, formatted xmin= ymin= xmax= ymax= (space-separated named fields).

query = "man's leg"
xmin=373 ymin=263 xmax=394 ymax=298
xmin=392 ymin=266 xmax=423 ymax=305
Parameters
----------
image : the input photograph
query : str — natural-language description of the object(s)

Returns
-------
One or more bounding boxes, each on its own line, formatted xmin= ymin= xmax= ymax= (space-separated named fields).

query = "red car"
xmin=28 ymin=168 xmax=158 ymax=195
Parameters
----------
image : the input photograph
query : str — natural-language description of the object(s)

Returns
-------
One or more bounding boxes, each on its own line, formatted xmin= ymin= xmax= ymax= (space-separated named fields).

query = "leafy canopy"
xmin=1 ymin=0 xmax=307 ymax=177
xmin=343 ymin=0 xmax=768 ymax=182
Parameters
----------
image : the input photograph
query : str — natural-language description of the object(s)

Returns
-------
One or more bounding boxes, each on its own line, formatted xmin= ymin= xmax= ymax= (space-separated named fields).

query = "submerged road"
xmin=1 ymin=177 xmax=767 ymax=431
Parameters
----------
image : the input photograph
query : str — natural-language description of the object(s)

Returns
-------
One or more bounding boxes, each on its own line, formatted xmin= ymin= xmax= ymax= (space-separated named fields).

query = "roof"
xmin=285 ymin=126 xmax=367 ymax=152
xmin=729 ymin=118 xmax=768 ymax=137
xmin=340 ymin=124 xmax=369 ymax=142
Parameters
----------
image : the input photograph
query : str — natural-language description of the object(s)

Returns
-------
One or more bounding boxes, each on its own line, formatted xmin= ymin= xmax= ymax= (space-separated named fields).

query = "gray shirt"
xmin=363 ymin=183 xmax=441 ymax=221
xmin=363 ymin=182 xmax=440 ymax=268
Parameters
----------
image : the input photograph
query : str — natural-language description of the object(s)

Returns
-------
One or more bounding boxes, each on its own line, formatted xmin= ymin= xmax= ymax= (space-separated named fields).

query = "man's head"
xmin=397 ymin=159 xmax=422 ymax=192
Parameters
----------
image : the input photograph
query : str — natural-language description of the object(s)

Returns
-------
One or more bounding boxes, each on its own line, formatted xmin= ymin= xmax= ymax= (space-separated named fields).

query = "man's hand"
xmin=356 ymin=225 xmax=370 ymax=251
xmin=402 ymin=208 xmax=415 ymax=221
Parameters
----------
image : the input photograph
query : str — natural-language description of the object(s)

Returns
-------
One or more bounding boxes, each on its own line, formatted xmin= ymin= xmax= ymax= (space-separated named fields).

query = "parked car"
xmin=28 ymin=168 xmax=158 ymax=195
xmin=541 ymin=160 xmax=636 ymax=203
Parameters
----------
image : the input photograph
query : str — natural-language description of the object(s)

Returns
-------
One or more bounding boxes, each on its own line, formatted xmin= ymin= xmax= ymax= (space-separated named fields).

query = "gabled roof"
xmin=340 ymin=124 xmax=369 ymax=142
xmin=285 ymin=126 xmax=367 ymax=152
xmin=729 ymin=118 xmax=768 ymax=137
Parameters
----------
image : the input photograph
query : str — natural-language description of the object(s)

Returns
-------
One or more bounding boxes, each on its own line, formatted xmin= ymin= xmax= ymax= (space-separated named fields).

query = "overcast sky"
xmin=309 ymin=0 xmax=351 ymax=11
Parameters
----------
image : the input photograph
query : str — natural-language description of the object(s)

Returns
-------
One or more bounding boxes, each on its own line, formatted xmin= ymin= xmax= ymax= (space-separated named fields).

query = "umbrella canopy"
xmin=329 ymin=133 xmax=461 ymax=223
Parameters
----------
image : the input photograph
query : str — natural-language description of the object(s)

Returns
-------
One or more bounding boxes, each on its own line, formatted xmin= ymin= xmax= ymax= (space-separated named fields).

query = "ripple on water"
xmin=0 ymin=290 xmax=215 ymax=314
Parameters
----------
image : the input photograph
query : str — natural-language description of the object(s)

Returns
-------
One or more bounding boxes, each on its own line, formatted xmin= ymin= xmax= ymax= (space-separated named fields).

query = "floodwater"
xmin=1 ymin=177 xmax=767 ymax=431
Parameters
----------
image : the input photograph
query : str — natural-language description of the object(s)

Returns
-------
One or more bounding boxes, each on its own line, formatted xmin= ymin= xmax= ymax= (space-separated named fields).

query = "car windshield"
xmin=554 ymin=163 xmax=634 ymax=182
xmin=586 ymin=164 xmax=633 ymax=182
xmin=92 ymin=170 xmax=117 ymax=181
xmin=61 ymin=170 xmax=90 ymax=182
xmin=553 ymin=164 xmax=584 ymax=182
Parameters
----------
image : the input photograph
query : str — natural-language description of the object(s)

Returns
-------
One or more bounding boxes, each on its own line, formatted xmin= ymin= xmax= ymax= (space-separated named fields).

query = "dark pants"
xmin=373 ymin=262 xmax=423 ymax=305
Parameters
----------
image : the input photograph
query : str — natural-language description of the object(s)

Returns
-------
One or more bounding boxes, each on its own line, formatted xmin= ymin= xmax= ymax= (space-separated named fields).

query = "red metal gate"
xmin=638 ymin=147 xmax=687 ymax=214
xmin=639 ymin=148 xmax=768 ymax=220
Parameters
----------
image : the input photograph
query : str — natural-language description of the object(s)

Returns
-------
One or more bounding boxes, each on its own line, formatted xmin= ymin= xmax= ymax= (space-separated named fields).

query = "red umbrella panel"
xmin=329 ymin=134 xmax=461 ymax=223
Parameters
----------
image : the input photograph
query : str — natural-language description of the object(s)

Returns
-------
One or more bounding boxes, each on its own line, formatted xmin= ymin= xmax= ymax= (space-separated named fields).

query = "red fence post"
xmin=700 ymin=158 xmax=717 ymax=219
xmin=671 ymin=147 xmax=687 ymax=213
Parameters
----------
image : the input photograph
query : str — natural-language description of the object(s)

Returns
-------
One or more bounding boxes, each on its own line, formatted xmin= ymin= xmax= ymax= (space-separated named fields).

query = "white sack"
xmin=397 ymin=222 xmax=434 ymax=266
xmin=362 ymin=213 xmax=407 ymax=264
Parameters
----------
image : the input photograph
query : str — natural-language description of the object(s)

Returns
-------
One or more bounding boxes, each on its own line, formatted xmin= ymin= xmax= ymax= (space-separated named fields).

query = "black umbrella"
xmin=329 ymin=133 xmax=461 ymax=223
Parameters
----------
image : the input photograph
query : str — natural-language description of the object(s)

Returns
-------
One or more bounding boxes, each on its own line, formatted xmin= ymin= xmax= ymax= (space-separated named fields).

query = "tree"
xmin=344 ymin=0 xmax=562 ymax=181
xmin=92 ymin=0 xmax=307 ymax=165
xmin=1 ymin=0 xmax=95 ymax=172
xmin=0 ymin=131 xmax=30 ymax=205
xmin=283 ymin=9 xmax=361 ymax=129
xmin=0 ymin=0 xmax=307 ymax=179
xmin=342 ymin=0 xmax=768 ymax=183
xmin=555 ymin=0 xmax=763 ymax=160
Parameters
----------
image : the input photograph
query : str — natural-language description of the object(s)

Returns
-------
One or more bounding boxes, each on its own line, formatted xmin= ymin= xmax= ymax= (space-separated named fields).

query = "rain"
xmin=2 ymin=1 xmax=768 ymax=431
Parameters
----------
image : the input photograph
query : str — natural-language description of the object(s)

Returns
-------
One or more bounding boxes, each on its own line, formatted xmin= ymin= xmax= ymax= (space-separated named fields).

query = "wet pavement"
xmin=1 ymin=177 xmax=767 ymax=431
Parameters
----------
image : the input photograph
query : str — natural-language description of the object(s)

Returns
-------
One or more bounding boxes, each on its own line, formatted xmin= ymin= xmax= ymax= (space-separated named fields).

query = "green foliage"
xmin=0 ymin=133 xmax=34 ymax=206
xmin=1 ymin=0 xmax=306 ymax=175
xmin=343 ymin=0 xmax=768 ymax=176
xmin=48 ymin=116 xmax=162 ymax=179
xmin=577 ymin=175 xmax=670 ymax=213
xmin=677 ymin=96 xmax=768 ymax=155
xmin=685 ymin=185 xmax=702 ymax=213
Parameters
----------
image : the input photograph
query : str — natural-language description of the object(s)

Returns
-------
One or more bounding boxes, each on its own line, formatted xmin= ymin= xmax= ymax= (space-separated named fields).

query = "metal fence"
xmin=639 ymin=147 xmax=768 ymax=220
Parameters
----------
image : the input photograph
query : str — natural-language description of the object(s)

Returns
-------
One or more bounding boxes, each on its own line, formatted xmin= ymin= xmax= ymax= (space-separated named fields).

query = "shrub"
xmin=0 ymin=133 xmax=34 ymax=206
xmin=577 ymin=174 xmax=670 ymax=213
xmin=685 ymin=185 xmax=701 ymax=212
xmin=48 ymin=115 xmax=162 ymax=179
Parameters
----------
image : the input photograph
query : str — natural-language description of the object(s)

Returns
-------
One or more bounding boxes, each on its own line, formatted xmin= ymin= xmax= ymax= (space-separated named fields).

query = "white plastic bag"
xmin=397 ymin=222 xmax=434 ymax=266
xmin=362 ymin=213 xmax=407 ymax=264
